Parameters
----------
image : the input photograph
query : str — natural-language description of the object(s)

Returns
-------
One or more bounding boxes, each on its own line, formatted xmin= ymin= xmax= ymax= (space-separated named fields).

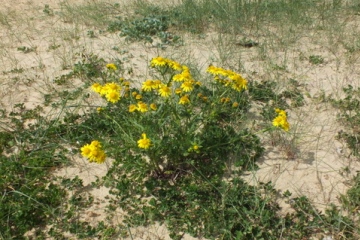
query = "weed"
xmin=17 ymin=46 xmax=36 ymax=53
xmin=331 ymin=85 xmax=360 ymax=156
xmin=87 ymin=30 xmax=96 ymax=38
xmin=309 ymin=55 xmax=325 ymax=65
xmin=43 ymin=4 xmax=54 ymax=16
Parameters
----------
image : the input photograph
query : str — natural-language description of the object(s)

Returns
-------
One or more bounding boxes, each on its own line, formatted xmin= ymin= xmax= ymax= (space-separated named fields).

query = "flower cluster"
xmin=151 ymin=57 xmax=182 ymax=71
xmin=106 ymin=63 xmax=117 ymax=71
xmin=128 ymin=101 xmax=156 ymax=113
xmin=81 ymin=140 xmax=106 ymax=164
xmin=207 ymin=65 xmax=247 ymax=91
xmin=91 ymin=82 xmax=122 ymax=103
xmin=272 ymin=108 xmax=290 ymax=131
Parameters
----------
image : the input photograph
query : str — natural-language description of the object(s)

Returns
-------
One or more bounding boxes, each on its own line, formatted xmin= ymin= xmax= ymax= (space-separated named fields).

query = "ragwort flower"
xmin=151 ymin=57 xmax=167 ymax=67
xmin=105 ymin=90 xmax=120 ymax=103
xmin=142 ymin=80 xmax=155 ymax=91
xmin=81 ymin=140 xmax=106 ymax=164
xmin=179 ymin=95 xmax=190 ymax=105
xmin=158 ymin=84 xmax=171 ymax=98
xmin=272 ymin=108 xmax=290 ymax=131
xmin=106 ymin=63 xmax=117 ymax=71
xmin=137 ymin=101 xmax=148 ymax=112
xmin=181 ymin=81 xmax=194 ymax=92
xmin=137 ymin=133 xmax=151 ymax=149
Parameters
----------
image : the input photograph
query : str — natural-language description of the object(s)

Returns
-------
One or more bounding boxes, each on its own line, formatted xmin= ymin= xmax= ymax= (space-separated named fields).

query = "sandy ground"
xmin=2 ymin=0 xmax=360 ymax=239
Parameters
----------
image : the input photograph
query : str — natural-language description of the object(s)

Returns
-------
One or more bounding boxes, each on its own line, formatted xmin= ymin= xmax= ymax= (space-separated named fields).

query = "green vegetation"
xmin=1 ymin=0 xmax=360 ymax=239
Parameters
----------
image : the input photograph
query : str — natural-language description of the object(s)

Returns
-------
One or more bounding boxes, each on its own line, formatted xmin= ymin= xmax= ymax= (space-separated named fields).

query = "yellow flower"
xmin=137 ymin=101 xmax=148 ymax=112
xmin=90 ymin=140 xmax=101 ymax=148
xmin=91 ymin=83 xmax=102 ymax=93
xmin=207 ymin=65 xmax=228 ymax=76
xmin=132 ymin=91 xmax=138 ymax=97
xmin=188 ymin=144 xmax=200 ymax=153
xmin=158 ymin=84 xmax=171 ymax=98
xmin=151 ymin=57 xmax=167 ymax=67
xmin=230 ymin=75 xmax=248 ymax=91
xmin=142 ymin=80 xmax=154 ymax=91
xmin=220 ymin=97 xmax=231 ymax=103
xmin=100 ymin=83 xmax=121 ymax=97
xmin=272 ymin=109 xmax=290 ymax=131
xmin=105 ymin=90 xmax=120 ymax=103
xmin=137 ymin=133 xmax=151 ymax=149
xmin=152 ymin=80 xmax=162 ymax=89
xmin=129 ymin=104 xmax=137 ymax=112
xmin=106 ymin=63 xmax=117 ymax=71
xmin=97 ymin=107 xmax=103 ymax=112
xmin=81 ymin=144 xmax=92 ymax=158
xmin=275 ymin=108 xmax=287 ymax=116
xmin=81 ymin=140 xmax=106 ymax=164
xmin=179 ymin=95 xmax=190 ymax=105
xmin=168 ymin=60 xmax=182 ymax=71
xmin=122 ymin=81 xmax=130 ymax=86
xmin=135 ymin=94 xmax=142 ymax=100
xmin=181 ymin=81 xmax=194 ymax=92
xmin=150 ymin=103 xmax=157 ymax=111
xmin=173 ymin=68 xmax=192 ymax=82
xmin=175 ymin=88 xmax=182 ymax=94
xmin=232 ymin=102 xmax=239 ymax=108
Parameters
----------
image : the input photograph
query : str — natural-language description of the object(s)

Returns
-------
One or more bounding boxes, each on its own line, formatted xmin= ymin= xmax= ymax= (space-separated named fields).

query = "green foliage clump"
xmin=331 ymin=85 xmax=360 ymax=156
xmin=0 ymin=107 xmax=67 ymax=239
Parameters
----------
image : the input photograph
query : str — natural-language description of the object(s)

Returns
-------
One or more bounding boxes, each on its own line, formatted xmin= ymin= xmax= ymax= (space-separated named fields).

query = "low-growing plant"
xmin=309 ymin=55 xmax=325 ymax=65
xmin=331 ymin=85 xmax=360 ymax=156
xmin=113 ymin=15 xmax=180 ymax=45
xmin=75 ymin=57 xmax=294 ymax=238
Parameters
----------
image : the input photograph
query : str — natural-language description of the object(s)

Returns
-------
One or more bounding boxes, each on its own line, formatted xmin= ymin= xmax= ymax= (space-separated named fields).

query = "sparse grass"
xmin=1 ymin=0 xmax=360 ymax=239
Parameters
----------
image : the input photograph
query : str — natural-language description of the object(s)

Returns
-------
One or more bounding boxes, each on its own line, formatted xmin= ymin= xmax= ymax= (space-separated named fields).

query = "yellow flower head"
xmin=173 ymin=67 xmax=192 ymax=82
xmin=179 ymin=95 xmax=190 ymax=105
xmin=188 ymin=144 xmax=200 ymax=153
xmin=152 ymin=80 xmax=162 ymax=89
xmin=150 ymin=103 xmax=157 ymax=111
xmin=137 ymin=101 xmax=148 ymax=112
xmin=207 ymin=65 xmax=228 ymax=76
xmin=81 ymin=144 xmax=92 ymax=158
xmin=151 ymin=57 xmax=167 ymax=67
xmin=122 ymin=81 xmax=130 ymax=86
xmin=137 ymin=133 xmax=151 ymax=149
xmin=106 ymin=63 xmax=117 ymax=71
xmin=175 ymin=88 xmax=182 ymax=94
xmin=168 ymin=60 xmax=182 ymax=71
xmin=81 ymin=140 xmax=106 ymax=164
xmin=100 ymin=83 xmax=121 ymax=96
xmin=105 ymin=90 xmax=120 ymax=103
xmin=106 ymin=82 xmax=121 ymax=91
xmin=181 ymin=81 xmax=194 ymax=92
xmin=158 ymin=84 xmax=171 ymax=98
xmin=135 ymin=94 xmax=142 ymax=100
xmin=129 ymin=104 xmax=137 ymax=112
xmin=91 ymin=83 xmax=103 ymax=94
xmin=220 ymin=97 xmax=231 ymax=103
xmin=142 ymin=80 xmax=155 ymax=92
xmin=272 ymin=109 xmax=290 ymax=131
xmin=232 ymin=102 xmax=239 ymax=108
